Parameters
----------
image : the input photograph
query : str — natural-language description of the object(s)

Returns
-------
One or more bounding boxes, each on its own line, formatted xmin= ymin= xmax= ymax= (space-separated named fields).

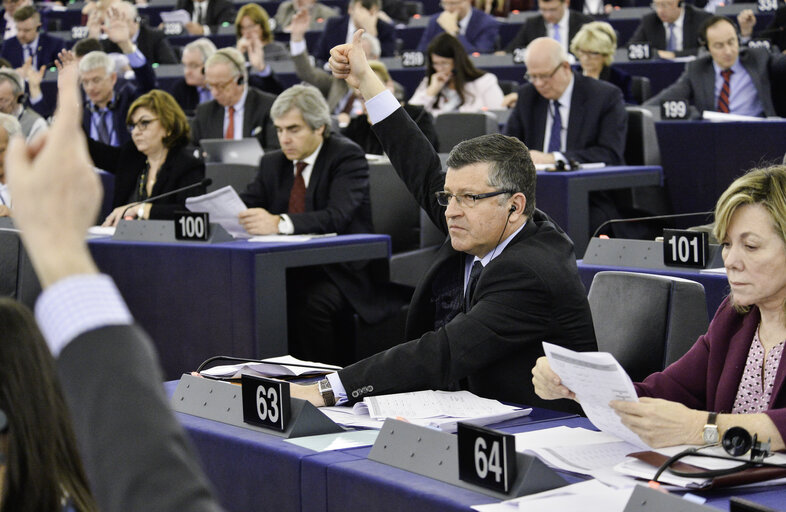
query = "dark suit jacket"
xmin=416 ymin=8 xmax=499 ymax=53
xmin=504 ymin=10 xmax=593 ymax=52
xmin=240 ymin=134 xmax=388 ymax=323
xmin=314 ymin=15 xmax=396 ymax=63
xmin=102 ymin=24 xmax=177 ymax=64
xmin=175 ymin=0 xmax=236 ymax=32
xmin=600 ymin=65 xmax=634 ymax=104
xmin=645 ymin=48 xmax=783 ymax=117
xmin=628 ymin=4 xmax=711 ymax=57
xmin=88 ymin=139 xmax=206 ymax=219
xmin=169 ymin=77 xmax=202 ymax=116
xmin=81 ymin=59 xmax=157 ymax=146
xmin=763 ymin=5 xmax=786 ymax=52
xmin=0 ymin=31 xmax=65 ymax=68
xmin=504 ymin=71 xmax=627 ymax=164
xmin=341 ymin=103 xmax=439 ymax=154
xmin=336 ymin=106 xmax=597 ymax=408
xmin=58 ymin=325 xmax=223 ymax=512
xmin=635 ymin=298 xmax=786 ymax=440
xmin=191 ymin=86 xmax=278 ymax=149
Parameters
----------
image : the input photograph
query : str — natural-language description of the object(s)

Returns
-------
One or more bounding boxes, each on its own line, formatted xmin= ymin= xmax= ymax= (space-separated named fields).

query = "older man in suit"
xmin=289 ymin=31 xmax=597 ymax=409
xmin=504 ymin=0 xmax=592 ymax=55
xmin=178 ymin=0 xmax=235 ymax=35
xmin=238 ymin=84 xmax=386 ymax=365
xmin=416 ymin=0 xmax=498 ymax=54
xmin=313 ymin=0 xmax=396 ymax=62
xmin=191 ymin=47 xmax=277 ymax=149
xmin=0 ymin=6 xmax=64 ymax=68
xmin=646 ymin=16 xmax=786 ymax=117
xmin=628 ymin=0 xmax=711 ymax=59
xmin=100 ymin=1 xmax=177 ymax=64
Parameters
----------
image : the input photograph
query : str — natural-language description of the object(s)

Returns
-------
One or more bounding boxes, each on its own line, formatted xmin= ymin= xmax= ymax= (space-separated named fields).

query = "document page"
xmin=362 ymin=390 xmax=523 ymax=420
xmin=185 ymin=186 xmax=249 ymax=238
xmin=159 ymin=9 xmax=190 ymax=24
xmin=200 ymin=355 xmax=340 ymax=379
xmin=542 ymin=343 xmax=647 ymax=449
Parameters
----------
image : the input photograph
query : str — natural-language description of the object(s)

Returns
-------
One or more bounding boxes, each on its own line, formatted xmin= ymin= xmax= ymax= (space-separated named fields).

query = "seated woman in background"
xmin=92 ymin=90 xmax=206 ymax=227
xmin=570 ymin=22 xmax=634 ymax=104
xmin=0 ymin=298 xmax=98 ymax=511
xmin=341 ymin=60 xmax=439 ymax=154
xmin=533 ymin=165 xmax=786 ymax=450
xmin=409 ymin=33 xmax=504 ymax=118
xmin=235 ymin=3 xmax=286 ymax=95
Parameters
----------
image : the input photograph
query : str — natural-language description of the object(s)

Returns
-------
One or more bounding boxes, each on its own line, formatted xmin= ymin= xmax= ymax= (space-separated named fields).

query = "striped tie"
xmin=718 ymin=69 xmax=733 ymax=113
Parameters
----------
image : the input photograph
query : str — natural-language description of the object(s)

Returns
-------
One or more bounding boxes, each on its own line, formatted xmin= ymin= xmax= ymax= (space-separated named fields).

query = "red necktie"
xmin=288 ymin=161 xmax=307 ymax=214
xmin=718 ymin=69 xmax=733 ymax=114
xmin=225 ymin=106 xmax=235 ymax=139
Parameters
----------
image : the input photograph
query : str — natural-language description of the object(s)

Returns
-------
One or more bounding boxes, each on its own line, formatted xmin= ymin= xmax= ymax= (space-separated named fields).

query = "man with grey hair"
xmin=169 ymin=37 xmax=217 ymax=115
xmin=78 ymin=9 xmax=156 ymax=146
xmin=191 ymin=47 xmax=277 ymax=149
xmin=0 ymin=111 xmax=21 ymax=216
xmin=238 ymin=83 xmax=382 ymax=365
xmin=0 ymin=68 xmax=46 ymax=143
xmin=100 ymin=1 xmax=177 ymax=64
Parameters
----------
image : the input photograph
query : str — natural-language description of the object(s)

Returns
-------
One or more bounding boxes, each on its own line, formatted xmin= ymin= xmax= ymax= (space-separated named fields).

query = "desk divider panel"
xmin=171 ymin=374 xmax=344 ymax=438
xmin=582 ymin=238 xmax=723 ymax=270
xmin=368 ymin=418 xmax=567 ymax=500
xmin=113 ymin=219 xmax=234 ymax=243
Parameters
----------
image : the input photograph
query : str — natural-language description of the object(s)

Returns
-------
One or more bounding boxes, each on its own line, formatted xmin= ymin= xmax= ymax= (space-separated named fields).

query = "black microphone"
xmin=120 ymin=178 xmax=212 ymax=219
xmin=591 ymin=210 xmax=714 ymax=239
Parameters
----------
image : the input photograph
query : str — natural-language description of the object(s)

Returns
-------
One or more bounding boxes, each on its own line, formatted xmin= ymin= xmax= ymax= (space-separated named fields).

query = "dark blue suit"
xmin=416 ymin=8 xmax=498 ymax=54
xmin=0 ymin=32 xmax=65 ymax=68
xmin=313 ymin=15 xmax=396 ymax=63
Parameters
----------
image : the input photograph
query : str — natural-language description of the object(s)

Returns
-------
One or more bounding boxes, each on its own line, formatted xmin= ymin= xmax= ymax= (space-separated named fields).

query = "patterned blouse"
xmin=732 ymin=328 xmax=786 ymax=414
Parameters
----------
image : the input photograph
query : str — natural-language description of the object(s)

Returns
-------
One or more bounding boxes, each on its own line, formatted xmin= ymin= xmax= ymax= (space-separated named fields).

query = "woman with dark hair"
xmin=408 ymin=33 xmax=504 ymax=118
xmin=92 ymin=90 xmax=206 ymax=227
xmin=0 ymin=298 xmax=97 ymax=512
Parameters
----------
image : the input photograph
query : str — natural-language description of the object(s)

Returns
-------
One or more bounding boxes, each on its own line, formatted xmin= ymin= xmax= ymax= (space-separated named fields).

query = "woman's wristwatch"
xmin=703 ymin=411 xmax=719 ymax=444
xmin=137 ymin=204 xmax=145 ymax=219
xmin=318 ymin=378 xmax=336 ymax=406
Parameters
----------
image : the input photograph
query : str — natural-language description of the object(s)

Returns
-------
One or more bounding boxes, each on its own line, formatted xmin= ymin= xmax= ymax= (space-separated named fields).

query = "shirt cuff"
xmin=35 ymin=274 xmax=134 ymax=357
xmin=251 ymin=64 xmax=272 ymax=77
xmin=126 ymin=48 xmax=146 ymax=68
xmin=278 ymin=214 xmax=294 ymax=234
xmin=203 ymin=25 xmax=211 ymax=35
xmin=30 ymin=93 xmax=42 ymax=104
xmin=326 ymin=372 xmax=348 ymax=405
xmin=290 ymin=39 xmax=307 ymax=56
xmin=365 ymin=89 xmax=400 ymax=125
xmin=553 ymin=152 xmax=567 ymax=164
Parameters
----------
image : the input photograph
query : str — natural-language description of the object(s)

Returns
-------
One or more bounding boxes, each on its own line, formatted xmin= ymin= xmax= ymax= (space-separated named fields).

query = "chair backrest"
xmin=587 ymin=271 xmax=709 ymax=382
xmin=204 ymin=163 xmax=259 ymax=194
xmin=498 ymin=79 xmax=520 ymax=96
xmin=368 ymin=161 xmax=422 ymax=253
xmin=624 ymin=105 xmax=661 ymax=166
xmin=631 ymin=75 xmax=652 ymax=104
xmin=434 ymin=112 xmax=499 ymax=153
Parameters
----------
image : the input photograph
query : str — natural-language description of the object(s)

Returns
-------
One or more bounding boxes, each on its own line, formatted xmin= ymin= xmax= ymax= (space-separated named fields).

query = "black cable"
xmin=652 ymin=446 xmax=786 ymax=482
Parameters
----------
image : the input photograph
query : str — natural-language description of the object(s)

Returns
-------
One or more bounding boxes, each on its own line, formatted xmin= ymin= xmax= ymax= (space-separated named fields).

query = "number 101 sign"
xmin=663 ymin=229 xmax=709 ymax=268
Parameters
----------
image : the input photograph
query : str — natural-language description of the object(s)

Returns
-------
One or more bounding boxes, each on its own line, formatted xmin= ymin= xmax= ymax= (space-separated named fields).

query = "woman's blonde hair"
xmin=570 ymin=21 xmax=617 ymax=67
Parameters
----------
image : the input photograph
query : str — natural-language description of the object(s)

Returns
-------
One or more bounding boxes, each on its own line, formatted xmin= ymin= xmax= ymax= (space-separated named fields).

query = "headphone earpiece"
xmin=509 ymin=205 xmax=516 ymax=213
xmin=236 ymin=74 xmax=244 ymax=85
xmin=722 ymin=426 xmax=771 ymax=461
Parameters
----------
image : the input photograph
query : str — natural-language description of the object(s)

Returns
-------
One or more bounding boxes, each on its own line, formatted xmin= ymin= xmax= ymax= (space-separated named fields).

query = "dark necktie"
xmin=718 ymin=69 xmax=733 ymax=114
xmin=97 ymin=110 xmax=111 ymax=144
xmin=666 ymin=23 xmax=676 ymax=52
xmin=464 ymin=260 xmax=483 ymax=312
xmin=288 ymin=161 xmax=307 ymax=214
xmin=547 ymin=100 xmax=562 ymax=153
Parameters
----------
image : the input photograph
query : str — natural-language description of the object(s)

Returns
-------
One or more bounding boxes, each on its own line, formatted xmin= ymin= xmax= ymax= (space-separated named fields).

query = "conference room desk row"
xmin=166 ymin=380 xmax=786 ymax=512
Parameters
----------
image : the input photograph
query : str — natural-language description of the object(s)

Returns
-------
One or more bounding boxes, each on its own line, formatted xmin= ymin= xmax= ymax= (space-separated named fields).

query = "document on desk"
xmin=542 ymin=343 xmax=647 ymax=449
xmin=472 ymin=480 xmax=634 ymax=512
xmin=185 ymin=186 xmax=250 ymax=238
xmin=199 ymin=355 xmax=341 ymax=380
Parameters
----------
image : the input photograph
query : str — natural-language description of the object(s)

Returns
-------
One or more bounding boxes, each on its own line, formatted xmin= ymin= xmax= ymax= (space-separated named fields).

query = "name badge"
xmin=660 ymin=99 xmax=689 ymax=120
xmin=174 ymin=212 xmax=210 ymax=241
xmin=663 ymin=229 xmax=709 ymax=268
xmin=401 ymin=51 xmax=425 ymax=67
xmin=627 ymin=43 xmax=651 ymax=61
xmin=512 ymin=48 xmax=526 ymax=64
xmin=458 ymin=422 xmax=517 ymax=493
xmin=241 ymin=375 xmax=291 ymax=431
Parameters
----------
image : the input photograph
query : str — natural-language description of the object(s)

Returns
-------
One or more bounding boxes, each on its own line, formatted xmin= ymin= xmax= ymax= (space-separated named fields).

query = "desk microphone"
xmin=591 ymin=210 xmax=714 ymax=239
xmin=121 ymin=178 xmax=212 ymax=219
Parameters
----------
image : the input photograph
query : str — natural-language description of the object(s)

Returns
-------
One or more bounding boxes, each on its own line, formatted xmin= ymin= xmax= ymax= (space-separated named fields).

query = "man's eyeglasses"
xmin=524 ymin=63 xmax=563 ymax=83
xmin=435 ymin=189 xmax=516 ymax=208
xmin=127 ymin=118 xmax=159 ymax=132
xmin=206 ymin=76 xmax=239 ymax=91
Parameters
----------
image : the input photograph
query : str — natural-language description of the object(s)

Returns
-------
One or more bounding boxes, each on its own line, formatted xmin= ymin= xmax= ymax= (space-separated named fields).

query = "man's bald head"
xmin=524 ymin=37 xmax=573 ymax=101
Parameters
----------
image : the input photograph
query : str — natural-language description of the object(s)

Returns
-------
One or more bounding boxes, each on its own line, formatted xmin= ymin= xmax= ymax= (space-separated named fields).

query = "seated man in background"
xmin=313 ymin=0 xmax=396 ymax=63
xmin=239 ymin=84 xmax=389 ymax=365
xmin=504 ymin=0 xmax=592 ymax=57
xmin=191 ymin=47 xmax=277 ymax=149
xmin=0 ymin=69 xmax=46 ymax=142
xmin=274 ymin=0 xmax=338 ymax=32
xmin=0 ymin=6 xmax=64 ymax=68
xmin=177 ymin=0 xmax=236 ymax=36
xmin=416 ymin=0 xmax=498 ymax=54
xmin=100 ymin=1 xmax=177 ymax=65
xmin=645 ymin=16 xmax=786 ymax=117
xmin=0 ymin=112 xmax=21 ymax=217
xmin=5 ymin=56 xmax=225 ymax=512
xmin=169 ymin=38 xmax=216 ymax=116
xmin=628 ymin=0 xmax=711 ymax=59
xmin=289 ymin=30 xmax=597 ymax=409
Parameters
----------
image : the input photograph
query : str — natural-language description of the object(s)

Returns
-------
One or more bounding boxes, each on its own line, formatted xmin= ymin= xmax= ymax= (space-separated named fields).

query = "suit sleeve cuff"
xmin=35 ymin=274 xmax=134 ymax=357
xmin=366 ymin=89 xmax=400 ymax=125
xmin=326 ymin=372 xmax=348 ymax=404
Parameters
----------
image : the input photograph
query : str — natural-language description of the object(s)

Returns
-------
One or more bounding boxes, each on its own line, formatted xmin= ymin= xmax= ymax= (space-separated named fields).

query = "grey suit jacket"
xmin=292 ymin=51 xmax=349 ymax=113
xmin=57 ymin=325 xmax=223 ymax=512
xmin=645 ymin=48 xmax=782 ymax=117
xmin=628 ymin=4 xmax=711 ymax=57
xmin=191 ymin=86 xmax=278 ymax=149
xmin=504 ymin=72 xmax=627 ymax=165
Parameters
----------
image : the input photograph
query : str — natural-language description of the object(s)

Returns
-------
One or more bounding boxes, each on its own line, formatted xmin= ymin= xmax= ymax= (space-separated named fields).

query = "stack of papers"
xmin=320 ymin=390 xmax=530 ymax=432
xmin=199 ymin=355 xmax=340 ymax=380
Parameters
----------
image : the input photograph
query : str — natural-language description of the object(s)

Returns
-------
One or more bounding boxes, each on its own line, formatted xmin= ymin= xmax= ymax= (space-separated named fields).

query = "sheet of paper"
xmin=284 ymin=429 xmax=379 ymax=451
xmin=185 ymin=186 xmax=249 ymax=238
xmin=200 ymin=355 xmax=340 ymax=379
xmin=88 ymin=226 xmax=115 ymax=237
xmin=362 ymin=390 xmax=522 ymax=420
xmin=702 ymin=111 xmax=780 ymax=122
xmin=159 ymin=9 xmax=190 ymax=24
xmin=472 ymin=480 xmax=633 ymax=512
xmin=542 ymin=343 xmax=647 ymax=449
xmin=248 ymin=233 xmax=337 ymax=242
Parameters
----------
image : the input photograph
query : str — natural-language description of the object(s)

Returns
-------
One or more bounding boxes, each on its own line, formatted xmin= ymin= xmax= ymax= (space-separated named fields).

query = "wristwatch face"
xmin=703 ymin=425 xmax=719 ymax=444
